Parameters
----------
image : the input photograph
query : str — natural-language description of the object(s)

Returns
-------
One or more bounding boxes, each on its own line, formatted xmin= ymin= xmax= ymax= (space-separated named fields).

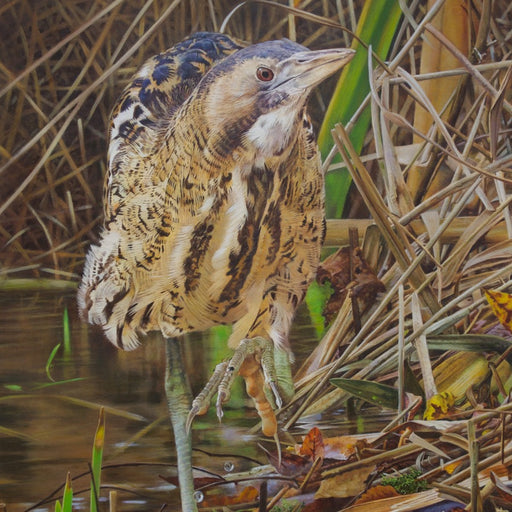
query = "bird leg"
xmin=187 ymin=337 xmax=282 ymax=436
xmin=165 ymin=336 xmax=198 ymax=512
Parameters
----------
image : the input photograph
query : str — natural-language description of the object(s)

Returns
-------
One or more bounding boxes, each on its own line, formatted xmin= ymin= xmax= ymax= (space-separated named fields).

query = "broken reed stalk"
xmin=324 ymin=217 xmax=512 ymax=247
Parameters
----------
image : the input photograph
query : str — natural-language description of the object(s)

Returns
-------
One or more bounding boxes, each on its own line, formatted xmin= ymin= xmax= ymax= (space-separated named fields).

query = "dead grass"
xmin=0 ymin=0 xmax=353 ymax=280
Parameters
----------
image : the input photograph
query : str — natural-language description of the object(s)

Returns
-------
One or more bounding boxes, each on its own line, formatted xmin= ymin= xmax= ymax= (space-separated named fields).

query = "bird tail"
xmin=77 ymin=230 xmax=141 ymax=350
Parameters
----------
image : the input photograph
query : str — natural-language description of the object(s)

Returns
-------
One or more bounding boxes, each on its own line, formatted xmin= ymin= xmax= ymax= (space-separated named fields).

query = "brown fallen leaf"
xmin=264 ymin=447 xmax=313 ymax=477
xmin=302 ymin=497 xmax=348 ymax=512
xmin=315 ymin=464 xmax=376 ymax=499
xmin=317 ymin=246 xmax=385 ymax=323
xmin=491 ymin=470 xmax=512 ymax=502
xmin=297 ymin=426 xmax=325 ymax=460
xmin=354 ymin=485 xmax=399 ymax=504
xmin=201 ymin=485 xmax=259 ymax=507
xmin=321 ymin=433 xmax=381 ymax=461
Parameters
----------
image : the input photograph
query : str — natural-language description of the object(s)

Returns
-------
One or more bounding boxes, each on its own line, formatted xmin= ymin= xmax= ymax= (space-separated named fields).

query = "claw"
xmin=186 ymin=361 xmax=228 ymax=433
xmin=269 ymin=380 xmax=283 ymax=409
xmin=185 ymin=409 xmax=196 ymax=434
xmin=274 ymin=431 xmax=282 ymax=468
xmin=189 ymin=337 xmax=285 ymax=436
xmin=257 ymin=337 xmax=282 ymax=408
xmin=216 ymin=395 xmax=225 ymax=421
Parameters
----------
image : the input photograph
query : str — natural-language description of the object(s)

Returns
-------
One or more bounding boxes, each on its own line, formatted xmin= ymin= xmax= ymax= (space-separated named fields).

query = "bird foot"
xmin=186 ymin=337 xmax=282 ymax=436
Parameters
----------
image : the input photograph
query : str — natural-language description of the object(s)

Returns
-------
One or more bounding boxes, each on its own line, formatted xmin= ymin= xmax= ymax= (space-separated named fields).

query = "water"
xmin=0 ymin=291 xmax=390 ymax=511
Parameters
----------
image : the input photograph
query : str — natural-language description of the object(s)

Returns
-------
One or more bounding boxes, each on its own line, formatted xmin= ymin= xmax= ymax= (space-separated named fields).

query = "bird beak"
xmin=274 ymin=48 xmax=355 ymax=92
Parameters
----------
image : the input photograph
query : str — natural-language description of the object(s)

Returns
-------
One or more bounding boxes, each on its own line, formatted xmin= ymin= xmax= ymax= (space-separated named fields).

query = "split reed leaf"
xmin=45 ymin=343 xmax=61 ymax=382
xmin=427 ymin=334 xmax=512 ymax=364
xmin=330 ymin=377 xmax=399 ymax=409
xmin=63 ymin=306 xmax=71 ymax=355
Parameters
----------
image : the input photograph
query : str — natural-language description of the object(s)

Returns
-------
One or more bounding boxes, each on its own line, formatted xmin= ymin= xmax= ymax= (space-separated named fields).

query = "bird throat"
xmin=245 ymin=103 xmax=302 ymax=165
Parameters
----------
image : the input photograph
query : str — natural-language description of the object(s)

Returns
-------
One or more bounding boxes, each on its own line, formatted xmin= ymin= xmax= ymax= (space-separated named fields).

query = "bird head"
xmin=196 ymin=40 xmax=355 ymax=160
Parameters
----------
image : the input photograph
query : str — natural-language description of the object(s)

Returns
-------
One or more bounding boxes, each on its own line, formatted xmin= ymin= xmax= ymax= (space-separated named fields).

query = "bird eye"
xmin=256 ymin=67 xmax=274 ymax=82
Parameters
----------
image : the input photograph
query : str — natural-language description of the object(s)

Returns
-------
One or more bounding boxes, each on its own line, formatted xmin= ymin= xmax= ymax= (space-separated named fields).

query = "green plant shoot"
xmin=90 ymin=407 xmax=105 ymax=512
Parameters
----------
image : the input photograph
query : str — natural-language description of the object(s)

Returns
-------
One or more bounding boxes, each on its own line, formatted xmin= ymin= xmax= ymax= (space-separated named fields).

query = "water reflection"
xmin=0 ymin=292 xmax=390 ymax=511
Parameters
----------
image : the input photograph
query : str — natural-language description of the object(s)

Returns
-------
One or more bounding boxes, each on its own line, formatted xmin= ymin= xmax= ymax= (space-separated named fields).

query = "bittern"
xmin=78 ymin=32 xmax=354 ymax=510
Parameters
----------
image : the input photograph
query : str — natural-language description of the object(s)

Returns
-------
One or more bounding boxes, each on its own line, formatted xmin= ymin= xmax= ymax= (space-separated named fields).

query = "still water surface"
xmin=0 ymin=291 xmax=390 ymax=511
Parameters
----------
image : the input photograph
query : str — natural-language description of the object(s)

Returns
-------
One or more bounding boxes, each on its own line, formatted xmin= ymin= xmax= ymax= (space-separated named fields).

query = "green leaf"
xmin=61 ymin=472 xmax=73 ymax=512
xmin=318 ymin=0 xmax=404 ymax=217
xmin=427 ymin=334 xmax=512 ymax=365
xmin=45 ymin=343 xmax=61 ymax=382
xmin=404 ymin=360 xmax=425 ymax=399
xmin=305 ymin=280 xmax=333 ymax=338
xmin=4 ymin=384 xmax=22 ymax=392
xmin=90 ymin=407 xmax=105 ymax=512
xmin=63 ymin=305 xmax=71 ymax=355
xmin=330 ymin=377 xmax=398 ymax=409
xmin=34 ymin=377 xmax=86 ymax=390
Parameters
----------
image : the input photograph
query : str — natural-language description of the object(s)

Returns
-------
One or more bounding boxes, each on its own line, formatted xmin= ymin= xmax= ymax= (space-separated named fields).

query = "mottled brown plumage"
xmin=78 ymin=32 xmax=354 ymax=435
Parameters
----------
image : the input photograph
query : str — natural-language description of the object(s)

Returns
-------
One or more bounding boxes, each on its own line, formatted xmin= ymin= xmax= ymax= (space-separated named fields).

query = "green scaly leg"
xmin=165 ymin=337 xmax=198 ymax=512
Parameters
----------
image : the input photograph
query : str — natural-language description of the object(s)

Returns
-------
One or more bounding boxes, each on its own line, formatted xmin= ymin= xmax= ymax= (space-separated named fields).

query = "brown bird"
xmin=78 ymin=32 xmax=354 ymax=510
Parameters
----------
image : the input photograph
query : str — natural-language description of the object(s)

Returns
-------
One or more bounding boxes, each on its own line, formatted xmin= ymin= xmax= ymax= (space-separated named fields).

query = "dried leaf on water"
xmin=267 ymin=450 xmax=313 ymax=477
xmin=322 ymin=433 xmax=382 ymax=461
xmin=295 ymin=430 xmax=381 ymax=461
xmin=201 ymin=485 xmax=259 ymax=508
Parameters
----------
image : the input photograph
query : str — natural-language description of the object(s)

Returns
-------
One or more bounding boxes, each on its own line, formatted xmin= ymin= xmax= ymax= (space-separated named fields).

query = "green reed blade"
xmin=61 ymin=472 xmax=73 ymax=512
xmin=318 ymin=0 xmax=404 ymax=218
xmin=63 ymin=305 xmax=71 ymax=355
xmin=330 ymin=377 xmax=399 ymax=409
xmin=90 ymin=407 xmax=105 ymax=512
xmin=45 ymin=343 xmax=61 ymax=382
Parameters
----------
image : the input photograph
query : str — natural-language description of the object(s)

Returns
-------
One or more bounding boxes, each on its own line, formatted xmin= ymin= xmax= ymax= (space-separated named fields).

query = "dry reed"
xmin=0 ymin=0 xmax=352 ymax=280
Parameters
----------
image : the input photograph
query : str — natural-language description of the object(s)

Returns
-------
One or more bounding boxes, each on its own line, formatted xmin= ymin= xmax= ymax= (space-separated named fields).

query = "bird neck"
xmin=161 ymin=92 xmax=304 ymax=186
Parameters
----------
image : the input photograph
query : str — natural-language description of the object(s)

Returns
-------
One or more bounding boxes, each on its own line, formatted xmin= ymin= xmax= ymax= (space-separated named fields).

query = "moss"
xmin=381 ymin=469 xmax=428 ymax=495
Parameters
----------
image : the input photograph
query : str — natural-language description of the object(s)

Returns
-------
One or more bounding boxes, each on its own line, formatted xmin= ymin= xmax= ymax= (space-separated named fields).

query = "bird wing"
xmin=78 ymin=33 xmax=244 ymax=347
xmin=104 ymin=32 xmax=244 ymax=221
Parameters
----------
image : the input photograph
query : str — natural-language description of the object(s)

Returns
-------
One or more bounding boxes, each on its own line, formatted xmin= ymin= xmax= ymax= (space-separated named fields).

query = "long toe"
xmin=186 ymin=361 xmax=228 ymax=432
xmin=189 ymin=337 xmax=282 ymax=436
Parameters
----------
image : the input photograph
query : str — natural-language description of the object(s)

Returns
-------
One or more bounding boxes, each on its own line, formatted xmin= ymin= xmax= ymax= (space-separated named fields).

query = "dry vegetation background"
xmin=0 ymin=0 xmax=511 ymax=285
xmin=0 ymin=0 xmax=352 ymax=280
